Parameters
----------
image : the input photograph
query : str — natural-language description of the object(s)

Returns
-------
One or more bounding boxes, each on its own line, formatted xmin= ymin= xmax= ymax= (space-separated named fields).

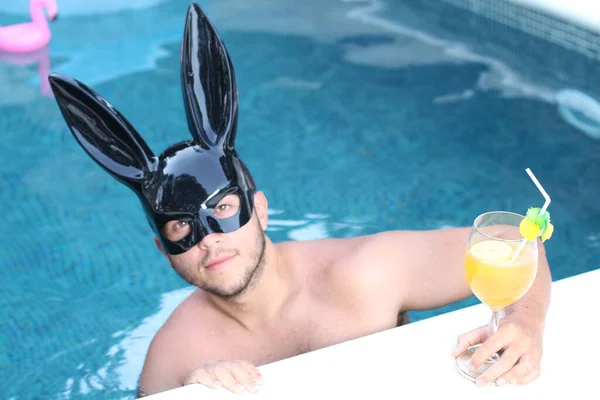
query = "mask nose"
xmin=199 ymin=209 xmax=224 ymax=234
xmin=196 ymin=212 xmax=224 ymax=248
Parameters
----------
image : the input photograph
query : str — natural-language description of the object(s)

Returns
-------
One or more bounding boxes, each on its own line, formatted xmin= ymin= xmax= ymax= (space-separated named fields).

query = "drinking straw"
xmin=511 ymin=168 xmax=551 ymax=263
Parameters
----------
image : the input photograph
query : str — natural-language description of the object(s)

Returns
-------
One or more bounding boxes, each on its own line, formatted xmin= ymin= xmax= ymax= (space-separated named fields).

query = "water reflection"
xmin=556 ymin=89 xmax=600 ymax=140
xmin=0 ymin=45 xmax=52 ymax=97
xmin=59 ymin=286 xmax=196 ymax=397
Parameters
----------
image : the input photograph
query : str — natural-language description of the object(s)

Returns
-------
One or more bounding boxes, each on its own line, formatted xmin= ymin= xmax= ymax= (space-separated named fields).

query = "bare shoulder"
xmin=352 ymin=227 xmax=471 ymax=279
xmin=281 ymin=234 xmax=386 ymax=299
xmin=360 ymin=227 xmax=471 ymax=255
xmin=278 ymin=235 xmax=369 ymax=278
xmin=300 ymin=227 xmax=471 ymax=309
xmin=138 ymin=289 xmax=214 ymax=395
xmin=290 ymin=227 xmax=470 ymax=278
xmin=350 ymin=227 xmax=472 ymax=310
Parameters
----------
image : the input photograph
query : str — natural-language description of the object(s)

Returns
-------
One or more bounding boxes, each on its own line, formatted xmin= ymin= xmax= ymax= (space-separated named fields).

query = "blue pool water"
xmin=1 ymin=0 xmax=600 ymax=398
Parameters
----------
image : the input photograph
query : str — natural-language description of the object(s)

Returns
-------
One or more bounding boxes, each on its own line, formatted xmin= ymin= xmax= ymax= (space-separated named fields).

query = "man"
xmin=48 ymin=3 xmax=552 ymax=398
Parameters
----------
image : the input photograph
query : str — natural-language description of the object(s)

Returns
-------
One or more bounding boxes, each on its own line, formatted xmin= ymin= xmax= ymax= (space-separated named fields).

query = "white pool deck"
xmin=510 ymin=0 xmax=600 ymax=32
xmin=145 ymin=267 xmax=600 ymax=399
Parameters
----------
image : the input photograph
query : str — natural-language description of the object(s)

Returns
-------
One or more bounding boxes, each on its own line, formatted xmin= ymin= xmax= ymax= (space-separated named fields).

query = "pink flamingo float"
xmin=0 ymin=0 xmax=58 ymax=96
xmin=0 ymin=0 xmax=59 ymax=53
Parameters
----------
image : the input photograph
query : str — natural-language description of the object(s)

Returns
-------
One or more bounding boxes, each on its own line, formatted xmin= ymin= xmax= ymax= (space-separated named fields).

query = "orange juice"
xmin=465 ymin=240 xmax=537 ymax=310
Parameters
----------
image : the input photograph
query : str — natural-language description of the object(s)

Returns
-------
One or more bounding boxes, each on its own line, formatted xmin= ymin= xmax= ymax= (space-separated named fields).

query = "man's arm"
xmin=366 ymin=227 xmax=552 ymax=317
xmin=137 ymin=326 xmax=186 ymax=397
xmin=365 ymin=228 xmax=474 ymax=311
xmin=504 ymin=242 xmax=551 ymax=326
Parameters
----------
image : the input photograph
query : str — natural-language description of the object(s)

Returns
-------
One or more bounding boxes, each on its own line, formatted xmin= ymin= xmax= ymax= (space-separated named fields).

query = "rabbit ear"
xmin=48 ymin=73 xmax=155 ymax=188
xmin=181 ymin=2 xmax=238 ymax=151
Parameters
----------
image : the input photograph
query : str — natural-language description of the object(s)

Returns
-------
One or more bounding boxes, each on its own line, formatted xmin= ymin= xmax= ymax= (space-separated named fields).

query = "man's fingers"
xmin=229 ymin=362 xmax=260 ymax=393
xmin=475 ymin=346 xmax=522 ymax=385
xmin=240 ymin=360 xmax=265 ymax=385
xmin=517 ymin=366 xmax=540 ymax=385
xmin=214 ymin=364 xmax=245 ymax=393
xmin=452 ymin=326 xmax=488 ymax=357
xmin=183 ymin=360 xmax=263 ymax=393
xmin=184 ymin=367 xmax=222 ymax=389
xmin=469 ymin=331 xmax=511 ymax=368
xmin=496 ymin=357 xmax=539 ymax=386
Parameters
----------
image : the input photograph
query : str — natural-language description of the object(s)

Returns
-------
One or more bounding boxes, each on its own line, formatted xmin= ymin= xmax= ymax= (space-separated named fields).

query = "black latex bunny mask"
xmin=48 ymin=3 xmax=255 ymax=255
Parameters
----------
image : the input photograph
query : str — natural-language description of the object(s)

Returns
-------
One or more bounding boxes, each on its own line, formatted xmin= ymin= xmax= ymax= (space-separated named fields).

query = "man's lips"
xmin=205 ymin=255 xmax=234 ymax=270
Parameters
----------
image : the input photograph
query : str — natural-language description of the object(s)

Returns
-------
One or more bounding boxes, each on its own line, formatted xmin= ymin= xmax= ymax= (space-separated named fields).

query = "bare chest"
xmin=207 ymin=305 xmax=396 ymax=367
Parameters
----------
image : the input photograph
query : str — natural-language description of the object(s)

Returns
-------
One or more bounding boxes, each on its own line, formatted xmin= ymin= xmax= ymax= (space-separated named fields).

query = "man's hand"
xmin=452 ymin=316 xmax=544 ymax=387
xmin=184 ymin=360 xmax=265 ymax=393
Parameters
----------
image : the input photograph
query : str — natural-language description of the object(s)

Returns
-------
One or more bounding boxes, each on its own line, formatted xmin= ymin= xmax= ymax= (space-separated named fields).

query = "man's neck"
xmin=207 ymin=238 xmax=296 ymax=331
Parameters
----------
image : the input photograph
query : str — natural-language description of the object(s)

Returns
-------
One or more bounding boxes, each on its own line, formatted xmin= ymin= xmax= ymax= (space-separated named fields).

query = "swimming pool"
xmin=1 ymin=0 xmax=599 ymax=398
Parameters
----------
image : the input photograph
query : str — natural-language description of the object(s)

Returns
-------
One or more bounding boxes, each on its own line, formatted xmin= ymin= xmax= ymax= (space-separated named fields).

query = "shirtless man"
xmin=48 ymin=3 xmax=552 ymax=398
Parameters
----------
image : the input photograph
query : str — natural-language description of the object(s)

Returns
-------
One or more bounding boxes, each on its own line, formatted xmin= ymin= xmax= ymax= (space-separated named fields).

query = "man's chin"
xmin=202 ymin=262 xmax=261 ymax=299
xmin=203 ymin=281 xmax=250 ymax=299
xmin=209 ymin=288 xmax=246 ymax=299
